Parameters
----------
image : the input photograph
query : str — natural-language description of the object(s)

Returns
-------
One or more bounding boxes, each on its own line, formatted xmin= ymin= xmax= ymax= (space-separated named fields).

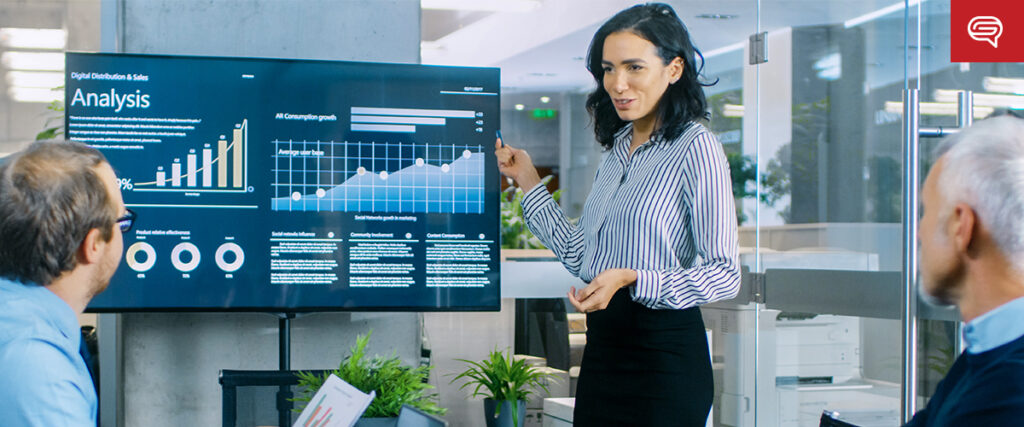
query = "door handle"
xmin=901 ymin=88 xmax=921 ymax=423
xmin=900 ymin=88 xmax=974 ymax=422
xmin=919 ymin=90 xmax=974 ymax=138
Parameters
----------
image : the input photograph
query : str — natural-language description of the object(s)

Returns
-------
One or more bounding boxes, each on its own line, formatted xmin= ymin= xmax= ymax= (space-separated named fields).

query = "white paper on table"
xmin=292 ymin=374 xmax=376 ymax=427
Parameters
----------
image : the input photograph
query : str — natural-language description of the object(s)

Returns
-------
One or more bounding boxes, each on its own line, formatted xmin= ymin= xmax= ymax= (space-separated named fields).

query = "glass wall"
xmin=916 ymin=0 xmax=1023 ymax=412
xmin=700 ymin=20 xmax=756 ymax=427
xmin=745 ymin=2 xmax=911 ymax=426
xmin=455 ymin=1 xmax=946 ymax=426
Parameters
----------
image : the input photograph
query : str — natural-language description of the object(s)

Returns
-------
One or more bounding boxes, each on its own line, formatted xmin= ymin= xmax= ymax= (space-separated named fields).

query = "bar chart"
xmin=132 ymin=119 xmax=249 ymax=193
xmin=349 ymin=106 xmax=484 ymax=134
xmin=298 ymin=395 xmax=333 ymax=427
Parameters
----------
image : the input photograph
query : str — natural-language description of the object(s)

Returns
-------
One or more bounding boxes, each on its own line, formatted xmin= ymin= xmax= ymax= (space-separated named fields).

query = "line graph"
xmin=271 ymin=139 xmax=485 ymax=214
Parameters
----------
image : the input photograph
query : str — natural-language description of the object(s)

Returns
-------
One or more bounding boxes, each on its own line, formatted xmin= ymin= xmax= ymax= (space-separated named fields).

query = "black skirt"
xmin=572 ymin=289 xmax=713 ymax=427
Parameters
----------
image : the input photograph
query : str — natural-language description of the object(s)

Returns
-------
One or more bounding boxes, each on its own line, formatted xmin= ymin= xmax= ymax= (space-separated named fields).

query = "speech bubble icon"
xmin=968 ymin=16 xmax=1003 ymax=48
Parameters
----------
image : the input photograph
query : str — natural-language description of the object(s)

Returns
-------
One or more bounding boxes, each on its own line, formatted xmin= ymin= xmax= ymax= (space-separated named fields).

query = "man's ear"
xmin=950 ymin=202 xmax=976 ymax=254
xmin=78 ymin=228 xmax=106 ymax=265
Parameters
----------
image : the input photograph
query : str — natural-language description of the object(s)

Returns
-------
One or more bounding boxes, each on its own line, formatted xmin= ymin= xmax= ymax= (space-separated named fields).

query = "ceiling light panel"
xmin=8 ymin=87 xmax=64 ymax=103
xmin=884 ymin=101 xmax=993 ymax=118
xmin=0 ymin=28 xmax=67 ymax=50
xmin=984 ymin=77 xmax=1024 ymax=95
xmin=6 ymin=71 xmax=63 ymax=89
xmin=722 ymin=104 xmax=744 ymax=118
xmin=1 ymin=52 xmax=65 ymax=71
xmin=933 ymin=89 xmax=1024 ymax=109
xmin=695 ymin=14 xmax=738 ymax=20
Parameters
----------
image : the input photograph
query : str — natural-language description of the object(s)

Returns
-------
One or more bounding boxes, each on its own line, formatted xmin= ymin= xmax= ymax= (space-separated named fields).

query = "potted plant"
xmin=500 ymin=175 xmax=561 ymax=252
xmin=294 ymin=331 xmax=445 ymax=426
xmin=35 ymin=95 xmax=64 ymax=141
xmin=451 ymin=349 xmax=557 ymax=427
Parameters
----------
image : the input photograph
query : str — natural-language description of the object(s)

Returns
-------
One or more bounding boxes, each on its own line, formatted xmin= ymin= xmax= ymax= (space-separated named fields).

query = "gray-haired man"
xmin=907 ymin=115 xmax=1024 ymax=425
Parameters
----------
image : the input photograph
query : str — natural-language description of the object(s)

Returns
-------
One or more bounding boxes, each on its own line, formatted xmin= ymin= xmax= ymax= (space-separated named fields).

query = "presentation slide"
xmin=66 ymin=52 xmax=500 ymax=311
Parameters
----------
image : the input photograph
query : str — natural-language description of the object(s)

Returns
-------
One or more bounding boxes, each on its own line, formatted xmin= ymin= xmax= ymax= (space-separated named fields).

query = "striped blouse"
xmin=521 ymin=121 xmax=740 ymax=310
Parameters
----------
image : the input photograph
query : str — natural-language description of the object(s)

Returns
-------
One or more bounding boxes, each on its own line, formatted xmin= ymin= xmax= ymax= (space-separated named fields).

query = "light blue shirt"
xmin=963 ymin=296 xmax=1024 ymax=354
xmin=0 ymin=277 xmax=97 ymax=426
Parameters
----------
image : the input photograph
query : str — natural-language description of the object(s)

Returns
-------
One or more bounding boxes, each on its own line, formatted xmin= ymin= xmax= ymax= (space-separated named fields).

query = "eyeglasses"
xmin=116 ymin=209 xmax=136 ymax=233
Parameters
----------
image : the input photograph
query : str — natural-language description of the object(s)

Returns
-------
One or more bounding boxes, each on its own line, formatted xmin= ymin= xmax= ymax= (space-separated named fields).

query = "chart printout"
xmin=67 ymin=52 xmax=500 ymax=311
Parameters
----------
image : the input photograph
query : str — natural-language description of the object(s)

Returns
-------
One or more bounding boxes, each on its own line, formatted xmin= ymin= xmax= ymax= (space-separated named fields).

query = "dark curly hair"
xmin=585 ymin=3 xmax=715 ymax=150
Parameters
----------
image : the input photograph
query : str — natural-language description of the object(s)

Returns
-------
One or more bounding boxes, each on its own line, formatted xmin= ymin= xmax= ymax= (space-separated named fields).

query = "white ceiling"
xmin=421 ymin=0 xmax=939 ymax=93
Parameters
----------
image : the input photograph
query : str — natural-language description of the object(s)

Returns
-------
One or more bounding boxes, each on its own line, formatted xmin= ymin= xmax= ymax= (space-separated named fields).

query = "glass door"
xmin=913 ymin=0 xmax=1024 ymax=420
xmin=698 ymin=4 xmax=759 ymax=427
xmin=734 ymin=1 xmax=927 ymax=425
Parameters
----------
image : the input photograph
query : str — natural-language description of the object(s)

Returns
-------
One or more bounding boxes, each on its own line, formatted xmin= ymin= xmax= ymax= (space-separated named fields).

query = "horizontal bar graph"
xmin=349 ymin=106 xmax=482 ymax=134
xmin=350 ymin=124 xmax=415 ymax=133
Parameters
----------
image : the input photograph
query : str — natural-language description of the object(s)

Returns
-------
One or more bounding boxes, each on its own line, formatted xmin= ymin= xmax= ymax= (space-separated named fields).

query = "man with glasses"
xmin=0 ymin=141 xmax=134 ymax=426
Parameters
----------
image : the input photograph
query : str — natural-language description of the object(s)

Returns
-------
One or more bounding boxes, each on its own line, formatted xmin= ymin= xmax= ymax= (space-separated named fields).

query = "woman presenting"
xmin=495 ymin=3 xmax=740 ymax=426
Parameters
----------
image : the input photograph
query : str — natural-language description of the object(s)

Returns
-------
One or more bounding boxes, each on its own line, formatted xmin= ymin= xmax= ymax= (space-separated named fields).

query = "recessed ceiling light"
xmin=933 ymin=89 xmax=1024 ymax=109
xmin=813 ymin=53 xmax=841 ymax=81
xmin=696 ymin=13 xmax=738 ymax=20
xmin=515 ymin=104 xmax=525 ymax=111
xmin=884 ymin=101 xmax=993 ymax=118
xmin=722 ymin=104 xmax=744 ymax=118
xmin=540 ymin=96 xmax=550 ymax=104
xmin=984 ymin=77 xmax=1024 ymax=95
xmin=8 ymin=86 xmax=63 ymax=103
xmin=5 ymin=71 xmax=63 ymax=88
xmin=0 ymin=28 xmax=66 ymax=50
xmin=420 ymin=41 xmax=445 ymax=51
xmin=1 ymin=52 xmax=64 ymax=71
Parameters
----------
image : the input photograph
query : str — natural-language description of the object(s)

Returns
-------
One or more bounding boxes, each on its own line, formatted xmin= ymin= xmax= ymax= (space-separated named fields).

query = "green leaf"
xmin=36 ymin=127 xmax=62 ymax=141
xmin=35 ymin=87 xmax=65 ymax=141
xmin=292 ymin=330 xmax=446 ymax=417
xmin=499 ymin=175 xmax=579 ymax=249
xmin=450 ymin=347 xmax=559 ymax=424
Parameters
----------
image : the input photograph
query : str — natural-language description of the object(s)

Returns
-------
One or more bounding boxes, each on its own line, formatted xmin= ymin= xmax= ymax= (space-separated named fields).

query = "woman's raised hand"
xmin=494 ymin=137 xmax=541 ymax=190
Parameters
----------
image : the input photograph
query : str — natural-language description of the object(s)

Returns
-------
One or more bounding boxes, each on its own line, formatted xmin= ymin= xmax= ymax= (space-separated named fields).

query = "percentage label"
xmin=118 ymin=178 xmax=134 ymax=191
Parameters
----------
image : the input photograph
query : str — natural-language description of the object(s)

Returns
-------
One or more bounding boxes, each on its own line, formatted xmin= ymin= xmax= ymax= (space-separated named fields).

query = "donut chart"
xmin=170 ymin=242 xmax=201 ymax=272
xmin=126 ymin=242 xmax=157 ymax=272
xmin=215 ymin=243 xmax=245 ymax=272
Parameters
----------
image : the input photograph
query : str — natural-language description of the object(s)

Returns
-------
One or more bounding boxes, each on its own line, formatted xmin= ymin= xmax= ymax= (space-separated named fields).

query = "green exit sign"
xmin=530 ymin=109 xmax=558 ymax=120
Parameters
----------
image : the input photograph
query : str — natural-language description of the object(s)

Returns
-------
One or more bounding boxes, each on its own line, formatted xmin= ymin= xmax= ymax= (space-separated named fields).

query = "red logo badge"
xmin=951 ymin=0 xmax=1024 ymax=62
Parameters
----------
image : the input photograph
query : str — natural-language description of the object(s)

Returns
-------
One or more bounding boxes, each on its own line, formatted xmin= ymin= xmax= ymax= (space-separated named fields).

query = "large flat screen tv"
xmin=66 ymin=52 xmax=501 ymax=312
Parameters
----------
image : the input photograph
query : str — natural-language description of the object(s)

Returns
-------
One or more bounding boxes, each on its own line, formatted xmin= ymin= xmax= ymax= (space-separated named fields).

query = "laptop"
xmin=820 ymin=410 xmax=861 ymax=427
xmin=397 ymin=404 xmax=448 ymax=427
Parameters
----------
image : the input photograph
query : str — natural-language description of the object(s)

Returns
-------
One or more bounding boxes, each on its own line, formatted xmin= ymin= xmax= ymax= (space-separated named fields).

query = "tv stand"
xmin=277 ymin=313 xmax=295 ymax=427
